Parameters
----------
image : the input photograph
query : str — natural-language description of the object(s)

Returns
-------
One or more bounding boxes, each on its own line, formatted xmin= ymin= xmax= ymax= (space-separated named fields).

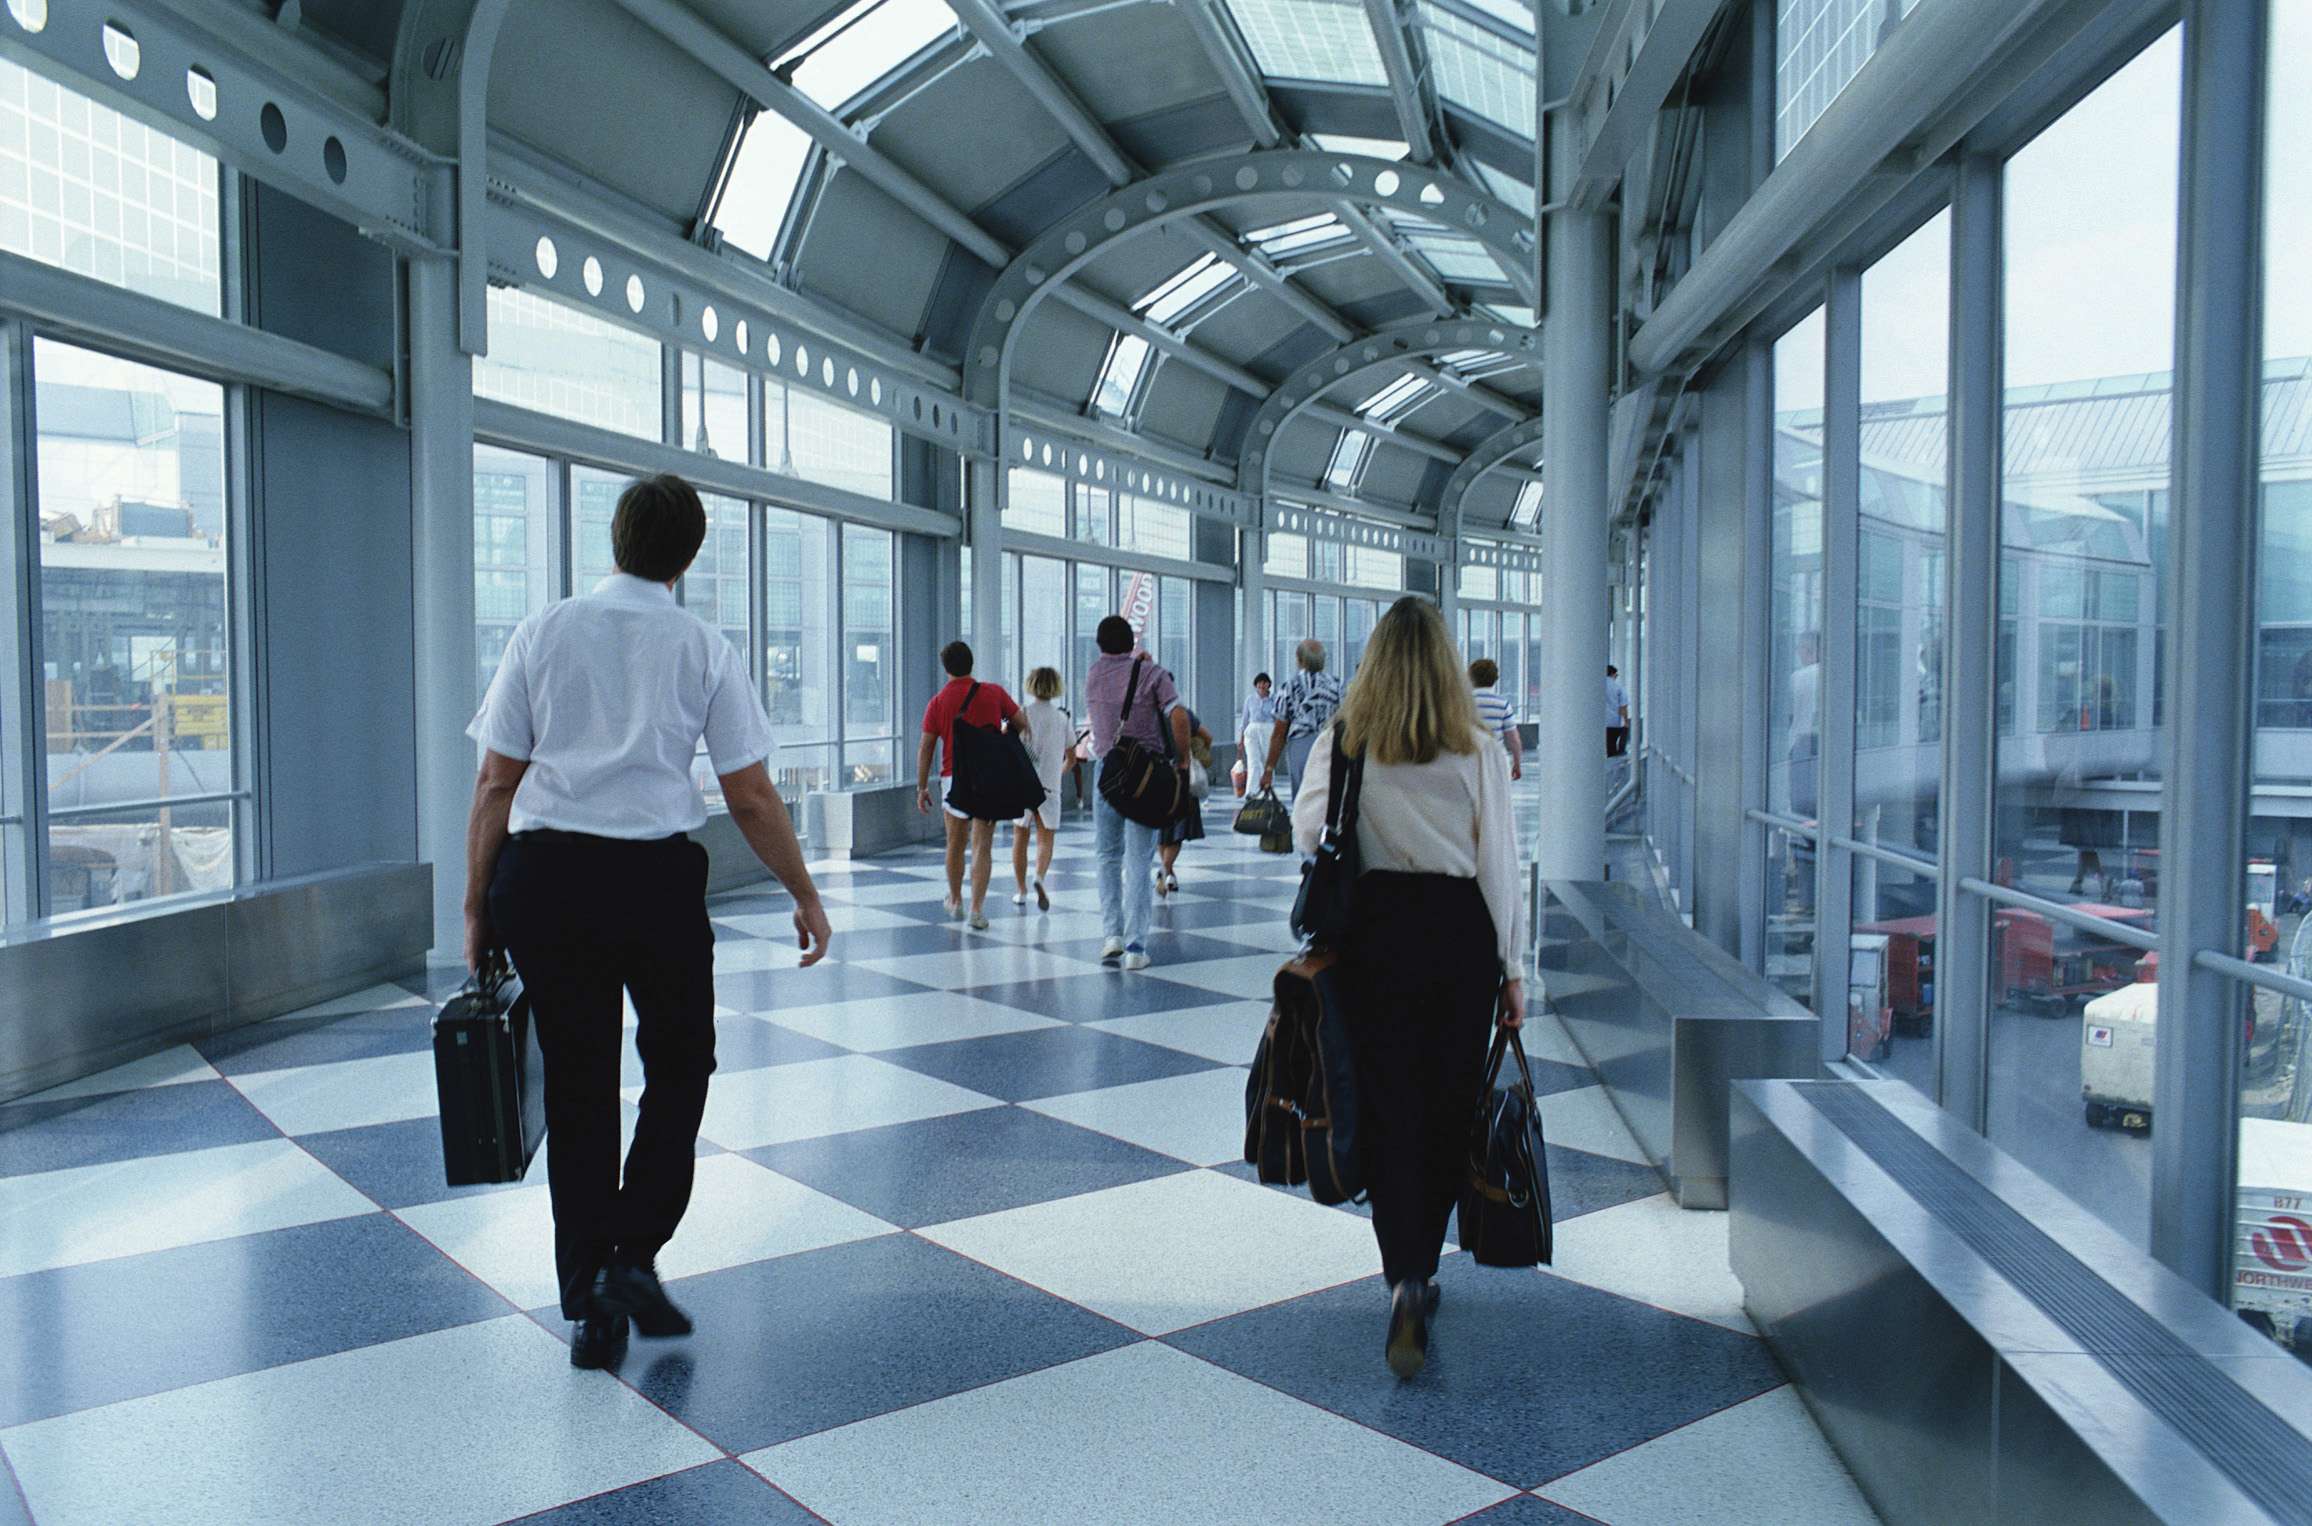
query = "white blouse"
xmin=1290 ymin=723 xmax=1524 ymax=975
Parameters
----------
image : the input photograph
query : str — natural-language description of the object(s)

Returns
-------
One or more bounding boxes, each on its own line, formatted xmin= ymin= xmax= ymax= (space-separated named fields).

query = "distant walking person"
xmin=465 ymin=472 xmax=832 ymax=1373
xmin=1605 ymin=664 xmax=1631 ymax=758
xmin=1085 ymin=617 xmax=1191 ymax=970
xmin=916 ymin=640 xmax=1030 ymax=930
xmin=1262 ymin=639 xmax=1343 ymax=801
xmin=1469 ymin=658 xmax=1523 ymax=781
xmin=1156 ymin=704 xmax=1214 ymax=895
xmin=1235 ymin=672 xmax=1277 ymax=796
xmin=1292 ymin=596 xmax=1523 ymax=1380
xmin=1013 ymin=666 xmax=1071 ymax=910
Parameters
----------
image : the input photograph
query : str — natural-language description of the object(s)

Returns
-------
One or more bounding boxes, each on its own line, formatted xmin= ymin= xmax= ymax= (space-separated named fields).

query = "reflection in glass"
xmin=840 ymin=524 xmax=895 ymax=779
xmin=570 ymin=466 xmax=631 ymax=589
xmin=1766 ymin=308 xmax=1825 ymax=1008
xmin=472 ymin=445 xmax=559 ymax=695
xmin=763 ymin=508 xmax=835 ymax=802
xmin=1983 ymin=32 xmax=2179 ymax=1247
xmin=2237 ymin=0 xmax=2312 ymax=1355
xmin=34 ymin=340 xmax=232 ymax=910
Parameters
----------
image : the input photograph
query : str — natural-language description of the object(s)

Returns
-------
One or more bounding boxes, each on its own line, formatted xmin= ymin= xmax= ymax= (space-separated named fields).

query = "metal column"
xmin=1813 ymin=272 xmax=1861 ymax=1058
xmin=967 ymin=452 xmax=1004 ymax=668
xmin=1241 ymin=526 xmax=1268 ymax=685
xmin=0 ymin=322 xmax=48 ymax=919
xmin=2153 ymin=0 xmax=2266 ymax=1296
xmin=408 ymin=256 xmax=479 ymax=958
xmin=1935 ymin=157 xmax=2002 ymax=1126
xmin=1536 ymin=112 xmax=1612 ymax=884
xmin=1739 ymin=342 xmax=1772 ymax=970
xmin=1695 ymin=358 xmax=1751 ymax=951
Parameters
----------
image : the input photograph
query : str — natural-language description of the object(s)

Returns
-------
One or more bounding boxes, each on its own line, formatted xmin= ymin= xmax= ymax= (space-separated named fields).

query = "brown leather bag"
xmin=1242 ymin=950 xmax=1365 ymax=1206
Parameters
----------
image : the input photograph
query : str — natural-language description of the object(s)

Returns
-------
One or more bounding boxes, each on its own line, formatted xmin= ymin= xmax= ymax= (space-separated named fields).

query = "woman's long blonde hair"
xmin=1337 ymin=595 xmax=1482 ymax=766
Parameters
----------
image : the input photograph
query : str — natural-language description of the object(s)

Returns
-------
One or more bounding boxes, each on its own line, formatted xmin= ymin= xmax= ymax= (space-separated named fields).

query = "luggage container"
xmin=1848 ymin=933 xmax=1893 ymax=1062
xmin=2235 ymin=1118 xmax=2312 ymax=1355
xmin=2080 ymin=979 xmax=2157 ymax=1131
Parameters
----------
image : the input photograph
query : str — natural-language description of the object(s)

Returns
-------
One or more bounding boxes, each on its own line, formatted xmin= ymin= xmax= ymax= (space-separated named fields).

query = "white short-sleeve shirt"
xmin=468 ymin=573 xmax=775 ymax=838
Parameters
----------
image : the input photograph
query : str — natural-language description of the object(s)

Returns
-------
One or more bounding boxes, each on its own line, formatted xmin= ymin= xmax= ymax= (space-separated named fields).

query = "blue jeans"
xmin=1283 ymin=731 xmax=1317 ymax=803
xmin=1094 ymin=794 xmax=1159 ymax=949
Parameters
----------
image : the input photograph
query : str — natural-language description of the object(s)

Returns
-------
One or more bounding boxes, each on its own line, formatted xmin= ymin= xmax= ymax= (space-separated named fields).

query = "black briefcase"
xmin=432 ymin=955 xmax=546 ymax=1186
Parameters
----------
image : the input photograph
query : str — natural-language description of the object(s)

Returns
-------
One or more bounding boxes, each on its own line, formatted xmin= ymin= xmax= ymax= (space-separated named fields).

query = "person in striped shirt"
xmin=1468 ymin=658 xmax=1523 ymax=781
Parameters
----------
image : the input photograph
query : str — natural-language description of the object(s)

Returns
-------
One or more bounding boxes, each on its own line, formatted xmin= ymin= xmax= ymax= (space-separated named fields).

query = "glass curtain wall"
xmin=840 ymin=524 xmax=897 ymax=782
xmin=1848 ymin=209 xmax=1950 ymax=1086
xmin=1983 ymin=33 xmax=2179 ymax=1245
xmin=1766 ymin=308 xmax=1827 ymax=1008
xmin=472 ymin=445 xmax=560 ymax=695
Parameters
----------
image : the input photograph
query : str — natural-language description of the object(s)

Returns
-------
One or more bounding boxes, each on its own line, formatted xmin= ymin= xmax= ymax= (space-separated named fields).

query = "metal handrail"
xmin=1956 ymin=875 xmax=2160 ymax=953
xmin=1831 ymin=834 xmax=1939 ymax=877
xmin=49 ymin=789 xmax=249 ymax=821
xmin=1746 ymin=806 xmax=1818 ymax=840
xmin=2194 ymin=949 xmax=2312 ymax=1006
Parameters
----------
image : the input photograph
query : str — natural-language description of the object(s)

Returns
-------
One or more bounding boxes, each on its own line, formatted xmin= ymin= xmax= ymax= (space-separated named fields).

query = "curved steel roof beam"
xmin=1238 ymin=317 xmax=1541 ymax=491
xmin=1439 ymin=413 xmax=1549 ymax=529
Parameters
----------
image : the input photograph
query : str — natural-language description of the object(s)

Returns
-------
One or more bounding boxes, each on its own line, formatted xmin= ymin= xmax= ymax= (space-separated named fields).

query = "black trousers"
xmin=488 ymin=830 xmax=717 ymax=1320
xmin=1343 ymin=871 xmax=1499 ymax=1286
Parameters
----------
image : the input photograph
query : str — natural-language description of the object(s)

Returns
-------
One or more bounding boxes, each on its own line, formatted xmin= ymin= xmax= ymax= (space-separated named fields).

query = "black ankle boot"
xmin=1386 ymin=1280 xmax=1430 ymax=1380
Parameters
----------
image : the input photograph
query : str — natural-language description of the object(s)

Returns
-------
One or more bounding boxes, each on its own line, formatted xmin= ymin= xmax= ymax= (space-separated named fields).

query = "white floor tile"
xmin=13 ymin=1044 xmax=220 ymax=1104
xmin=1025 ymin=1066 xmax=1252 ymax=1165
xmin=1086 ymin=1002 xmax=1271 ymax=1066
xmin=1540 ymin=1084 xmax=1653 ymax=1165
xmin=1536 ymin=1385 xmax=1877 ymax=1524
xmin=0 ymin=1316 xmax=719 ymax=1526
xmin=712 ymin=938 xmax=811 ymax=973
xmin=764 ymin=992 xmax=1061 ymax=1052
xmin=273 ymin=982 xmax=430 ymax=1023
xmin=669 ymin=1054 xmax=1002 ymax=1150
xmin=970 ymin=909 xmax=1112 ymax=946
xmin=918 ymin=1169 xmax=1380 ymax=1335
xmin=1517 ymin=1009 xmax=1590 ymax=1069
xmin=231 ymin=1049 xmax=443 ymax=1136
xmin=820 ymin=882 xmax=959 ymax=907
xmin=1543 ymin=1193 xmax=1752 ymax=1333
xmin=718 ymin=905 xmax=921 ymax=937
xmin=0 ymin=1139 xmax=375 ymax=1278
xmin=1134 ymin=952 xmax=1293 ymax=1001
xmin=396 ymin=1153 xmax=895 ymax=1311
xmin=848 ymin=945 xmax=1095 ymax=989
xmin=747 ymin=1341 xmax=1513 ymax=1525
xmin=1195 ymin=922 xmax=1305 ymax=955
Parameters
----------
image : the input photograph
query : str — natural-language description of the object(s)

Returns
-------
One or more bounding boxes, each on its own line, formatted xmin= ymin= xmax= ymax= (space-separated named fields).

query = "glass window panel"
xmin=1310 ymin=537 xmax=1346 ymax=584
xmin=782 ymin=0 xmax=957 ymax=110
xmin=1274 ymin=589 xmax=1311 ymax=684
xmin=762 ymin=508 xmax=835 ymax=778
xmin=1344 ymin=597 xmax=1374 ymax=677
xmin=1766 ymin=307 xmax=1826 ymax=1010
xmin=476 ymin=288 xmax=663 ymax=440
xmin=472 ymin=445 xmax=558 ymax=695
xmin=1473 ymin=158 xmax=1537 ymax=219
xmin=1986 ymin=32 xmax=2178 ymax=1249
xmin=1775 ymin=0 xmax=1930 ymax=161
xmin=1004 ymin=467 xmax=1068 ymax=537
xmin=840 ymin=524 xmax=895 ymax=746
xmin=1264 ymin=531 xmax=1309 ymax=579
xmin=1411 ymin=236 xmax=1512 ymax=283
xmin=1092 ymin=333 xmax=1150 ymax=415
xmin=1073 ymin=484 xmax=1114 ymax=547
xmin=1119 ymin=495 xmax=1193 ymax=559
xmin=2236 ymin=0 xmax=2312 ymax=1355
xmin=1348 ymin=545 xmax=1402 ymax=589
xmin=1416 ymin=4 xmax=1536 ymax=137
xmin=1073 ymin=563 xmax=1111 ymax=704
xmin=34 ymin=340 xmax=232 ymax=912
xmin=784 ymin=388 xmax=894 ymax=500
xmin=683 ymin=352 xmax=750 ymax=462
xmin=1020 ymin=556 xmax=1066 ymax=708
xmin=0 ymin=58 xmax=221 ymax=314
xmin=711 ymin=112 xmax=810 ymax=262
xmin=1222 ymin=0 xmax=1387 ymax=85
xmin=570 ymin=465 xmax=632 ymax=588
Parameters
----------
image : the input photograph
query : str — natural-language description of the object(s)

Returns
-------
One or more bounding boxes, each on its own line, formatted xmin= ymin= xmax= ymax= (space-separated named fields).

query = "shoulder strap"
xmin=1120 ymin=656 xmax=1143 ymax=720
xmin=1324 ymin=720 xmax=1363 ymax=838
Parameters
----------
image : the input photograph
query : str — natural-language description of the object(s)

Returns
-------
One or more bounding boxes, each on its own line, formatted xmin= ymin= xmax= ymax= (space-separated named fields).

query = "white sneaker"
xmin=943 ymin=897 xmax=963 ymax=920
xmin=1012 ymin=889 xmax=1029 ymax=905
xmin=969 ymin=908 xmax=990 ymax=931
xmin=1100 ymin=937 xmax=1125 ymax=962
xmin=1121 ymin=946 xmax=1151 ymax=972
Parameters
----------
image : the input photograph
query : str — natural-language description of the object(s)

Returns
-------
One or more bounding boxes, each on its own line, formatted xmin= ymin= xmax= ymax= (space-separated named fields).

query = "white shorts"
xmin=943 ymin=778 xmax=970 ymax=821
xmin=1019 ymin=798 xmax=1062 ymax=833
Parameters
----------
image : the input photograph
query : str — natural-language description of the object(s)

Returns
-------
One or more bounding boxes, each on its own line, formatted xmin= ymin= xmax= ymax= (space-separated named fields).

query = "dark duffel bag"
xmin=1098 ymin=656 xmax=1189 ymax=828
xmin=1233 ymin=788 xmax=1287 ymax=837
xmin=1458 ymin=1025 xmax=1554 ymax=1267
xmin=433 ymin=953 xmax=546 ymax=1186
xmin=1243 ymin=950 xmax=1365 ymax=1206
xmin=946 ymin=681 xmax=1047 ymax=822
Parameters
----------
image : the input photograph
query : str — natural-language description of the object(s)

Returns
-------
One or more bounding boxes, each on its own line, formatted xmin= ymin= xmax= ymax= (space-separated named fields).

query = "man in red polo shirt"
xmin=915 ymin=640 xmax=1028 ymax=929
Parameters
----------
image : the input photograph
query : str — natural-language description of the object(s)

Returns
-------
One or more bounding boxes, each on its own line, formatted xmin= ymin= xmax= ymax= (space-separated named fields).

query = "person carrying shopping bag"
xmin=1289 ymin=595 xmax=1524 ymax=1380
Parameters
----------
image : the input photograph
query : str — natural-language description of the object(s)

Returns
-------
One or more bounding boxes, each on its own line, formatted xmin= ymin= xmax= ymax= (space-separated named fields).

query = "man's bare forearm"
xmin=465 ymin=779 xmax=517 ymax=916
xmin=731 ymin=787 xmax=821 ymax=906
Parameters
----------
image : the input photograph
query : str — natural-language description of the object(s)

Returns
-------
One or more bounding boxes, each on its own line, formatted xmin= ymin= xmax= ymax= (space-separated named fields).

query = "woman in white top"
xmin=1012 ymin=666 xmax=1073 ymax=909
xmin=1291 ymin=594 xmax=1524 ymax=1381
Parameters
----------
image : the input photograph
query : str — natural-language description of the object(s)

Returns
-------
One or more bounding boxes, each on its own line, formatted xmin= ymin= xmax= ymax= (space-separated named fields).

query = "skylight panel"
xmin=712 ymin=113 xmax=812 ymax=261
xmin=1247 ymin=212 xmax=1353 ymax=257
xmin=1325 ymin=429 xmax=1372 ymax=489
xmin=780 ymin=0 xmax=957 ymax=111
xmin=1092 ymin=333 xmax=1151 ymax=416
xmin=1456 ymin=0 xmax=1535 ymax=35
xmin=1473 ymin=159 xmax=1537 ymax=217
xmin=1483 ymin=303 xmax=1539 ymax=327
xmin=1137 ymin=254 xmax=1236 ymax=324
xmin=1357 ymin=373 xmax=1431 ymax=421
xmin=1311 ymin=134 xmax=1411 ymax=160
xmin=1223 ymin=0 xmax=1388 ymax=86
xmin=1413 ymin=237 xmax=1513 ymax=282
xmin=1511 ymin=479 xmax=1542 ymax=528
xmin=1418 ymin=3 xmax=1537 ymax=137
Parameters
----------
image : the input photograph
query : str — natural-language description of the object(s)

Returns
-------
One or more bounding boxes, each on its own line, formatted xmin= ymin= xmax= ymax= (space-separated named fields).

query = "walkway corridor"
xmin=0 ymin=810 xmax=1875 ymax=1524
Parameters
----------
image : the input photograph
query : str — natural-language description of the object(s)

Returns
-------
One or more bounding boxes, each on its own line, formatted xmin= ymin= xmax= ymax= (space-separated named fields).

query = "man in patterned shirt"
xmin=1260 ymin=639 xmax=1344 ymax=801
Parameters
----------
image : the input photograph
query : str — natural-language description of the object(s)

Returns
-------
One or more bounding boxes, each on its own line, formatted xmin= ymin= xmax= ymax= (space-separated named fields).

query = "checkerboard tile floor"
xmin=0 ymin=807 xmax=1878 ymax=1525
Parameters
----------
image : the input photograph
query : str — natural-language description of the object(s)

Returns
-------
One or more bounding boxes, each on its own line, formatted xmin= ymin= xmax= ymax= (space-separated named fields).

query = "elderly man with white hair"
xmin=1260 ymin=638 xmax=1344 ymax=802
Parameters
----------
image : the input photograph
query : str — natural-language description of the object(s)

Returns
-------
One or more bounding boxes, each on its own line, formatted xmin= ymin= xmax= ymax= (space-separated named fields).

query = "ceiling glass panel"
xmin=1410 ymin=236 xmax=1510 ymax=282
xmin=781 ymin=0 xmax=958 ymax=110
xmin=1511 ymin=479 xmax=1542 ymax=527
xmin=1093 ymin=333 xmax=1151 ymax=415
xmin=1311 ymin=133 xmax=1411 ymax=159
xmin=1419 ymin=4 xmax=1536 ymax=137
xmin=1358 ymin=373 xmax=1432 ymax=420
xmin=1473 ymin=158 xmax=1536 ymax=217
xmin=1224 ymin=0 xmax=1388 ymax=85
xmin=712 ymin=113 xmax=811 ymax=261
xmin=1137 ymin=254 xmax=1237 ymax=323
xmin=1326 ymin=429 xmax=1373 ymax=488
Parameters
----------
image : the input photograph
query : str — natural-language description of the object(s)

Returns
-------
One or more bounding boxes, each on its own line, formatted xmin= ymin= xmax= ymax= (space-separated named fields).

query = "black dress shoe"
xmin=1425 ymin=1280 xmax=1441 ymax=1319
xmin=571 ymin=1312 xmax=629 ymax=1371
xmin=1386 ymin=1280 xmax=1430 ymax=1380
xmin=598 ymin=1256 xmax=694 ymax=1338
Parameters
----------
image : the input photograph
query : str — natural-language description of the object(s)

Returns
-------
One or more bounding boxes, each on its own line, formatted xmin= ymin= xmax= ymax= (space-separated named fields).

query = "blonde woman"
xmin=1012 ymin=666 xmax=1071 ymax=910
xmin=1291 ymin=595 xmax=1525 ymax=1381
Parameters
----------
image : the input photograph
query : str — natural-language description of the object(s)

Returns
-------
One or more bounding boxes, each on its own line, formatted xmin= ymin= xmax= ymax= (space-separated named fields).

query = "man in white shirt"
xmin=465 ymin=473 xmax=832 ymax=1373
xmin=1605 ymin=665 xmax=1631 ymax=758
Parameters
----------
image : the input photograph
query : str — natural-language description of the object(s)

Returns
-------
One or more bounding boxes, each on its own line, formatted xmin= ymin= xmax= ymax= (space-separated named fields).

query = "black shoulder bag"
xmin=946 ymin=682 xmax=1048 ymax=823
xmin=1289 ymin=721 xmax=1364 ymax=947
xmin=1097 ymin=657 xmax=1190 ymax=828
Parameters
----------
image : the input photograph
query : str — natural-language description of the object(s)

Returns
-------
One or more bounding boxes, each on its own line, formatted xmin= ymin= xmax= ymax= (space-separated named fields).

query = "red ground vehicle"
xmin=1857 ymin=914 xmax=1938 ymax=1037
xmin=2004 ymin=904 xmax=2153 ymax=1015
